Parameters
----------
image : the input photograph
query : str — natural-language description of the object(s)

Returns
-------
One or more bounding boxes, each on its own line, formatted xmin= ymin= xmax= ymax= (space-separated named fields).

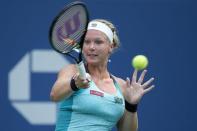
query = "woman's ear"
xmin=109 ymin=43 xmax=114 ymax=54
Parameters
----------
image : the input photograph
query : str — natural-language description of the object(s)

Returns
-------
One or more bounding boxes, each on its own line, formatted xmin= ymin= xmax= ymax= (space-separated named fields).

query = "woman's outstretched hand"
xmin=125 ymin=69 xmax=155 ymax=104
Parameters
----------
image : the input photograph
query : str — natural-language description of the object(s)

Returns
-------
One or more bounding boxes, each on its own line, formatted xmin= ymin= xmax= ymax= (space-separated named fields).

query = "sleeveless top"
xmin=55 ymin=76 xmax=125 ymax=131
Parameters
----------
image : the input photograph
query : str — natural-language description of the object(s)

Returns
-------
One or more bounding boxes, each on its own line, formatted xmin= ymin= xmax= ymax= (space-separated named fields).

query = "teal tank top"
xmin=55 ymin=76 xmax=125 ymax=131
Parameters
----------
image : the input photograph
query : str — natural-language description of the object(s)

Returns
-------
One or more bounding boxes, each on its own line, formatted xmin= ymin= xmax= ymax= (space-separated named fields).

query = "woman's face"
xmin=83 ymin=29 xmax=113 ymax=65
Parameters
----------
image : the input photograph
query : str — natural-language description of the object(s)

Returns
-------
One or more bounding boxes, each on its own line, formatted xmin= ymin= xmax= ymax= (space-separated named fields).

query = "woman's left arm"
xmin=117 ymin=110 xmax=138 ymax=131
xmin=117 ymin=69 xmax=155 ymax=131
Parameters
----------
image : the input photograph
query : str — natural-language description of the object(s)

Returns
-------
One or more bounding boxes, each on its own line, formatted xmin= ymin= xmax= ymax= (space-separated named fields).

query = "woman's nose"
xmin=89 ymin=43 xmax=95 ymax=50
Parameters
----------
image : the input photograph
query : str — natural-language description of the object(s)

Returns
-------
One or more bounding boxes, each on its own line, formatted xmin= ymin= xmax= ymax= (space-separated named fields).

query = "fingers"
xmin=132 ymin=69 xmax=138 ymax=83
xmin=131 ymin=69 xmax=147 ymax=84
xmin=144 ymin=85 xmax=155 ymax=94
xmin=142 ymin=77 xmax=154 ymax=89
xmin=126 ymin=77 xmax=130 ymax=87
xmin=130 ymin=69 xmax=155 ymax=90
xmin=138 ymin=70 xmax=147 ymax=84
xmin=73 ymin=73 xmax=90 ymax=88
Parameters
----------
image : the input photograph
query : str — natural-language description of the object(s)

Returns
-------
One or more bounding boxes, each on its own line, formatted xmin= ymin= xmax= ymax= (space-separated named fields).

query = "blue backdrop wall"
xmin=1 ymin=0 xmax=197 ymax=131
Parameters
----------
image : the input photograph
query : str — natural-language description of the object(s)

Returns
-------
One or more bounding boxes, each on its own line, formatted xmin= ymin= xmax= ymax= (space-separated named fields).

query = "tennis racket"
xmin=49 ymin=1 xmax=89 ymax=79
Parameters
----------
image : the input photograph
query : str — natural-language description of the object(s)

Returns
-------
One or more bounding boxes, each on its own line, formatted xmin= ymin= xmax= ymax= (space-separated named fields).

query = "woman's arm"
xmin=116 ymin=78 xmax=138 ymax=131
xmin=116 ymin=70 xmax=154 ymax=131
xmin=117 ymin=111 xmax=138 ymax=131
xmin=50 ymin=64 xmax=76 ymax=102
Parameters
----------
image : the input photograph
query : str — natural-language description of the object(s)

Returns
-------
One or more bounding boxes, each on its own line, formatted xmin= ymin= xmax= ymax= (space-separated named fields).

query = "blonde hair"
xmin=90 ymin=19 xmax=120 ymax=50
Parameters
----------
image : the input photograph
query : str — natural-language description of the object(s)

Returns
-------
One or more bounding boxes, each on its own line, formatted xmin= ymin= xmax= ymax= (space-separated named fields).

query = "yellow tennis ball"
xmin=132 ymin=55 xmax=148 ymax=70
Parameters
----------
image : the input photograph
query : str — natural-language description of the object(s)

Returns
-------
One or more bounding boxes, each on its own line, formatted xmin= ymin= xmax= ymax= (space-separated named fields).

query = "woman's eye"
xmin=95 ymin=40 xmax=103 ymax=44
xmin=84 ymin=40 xmax=90 ymax=44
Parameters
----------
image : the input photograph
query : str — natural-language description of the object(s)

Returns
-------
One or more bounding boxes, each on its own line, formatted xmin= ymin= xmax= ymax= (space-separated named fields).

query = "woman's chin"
xmin=86 ymin=60 xmax=99 ymax=65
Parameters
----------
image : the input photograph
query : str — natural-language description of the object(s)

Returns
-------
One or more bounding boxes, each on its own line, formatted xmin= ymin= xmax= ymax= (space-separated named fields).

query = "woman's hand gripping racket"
xmin=49 ymin=1 xmax=89 ymax=79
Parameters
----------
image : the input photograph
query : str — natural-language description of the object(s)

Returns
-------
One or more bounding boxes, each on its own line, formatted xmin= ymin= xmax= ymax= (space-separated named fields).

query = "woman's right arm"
xmin=50 ymin=64 xmax=77 ymax=102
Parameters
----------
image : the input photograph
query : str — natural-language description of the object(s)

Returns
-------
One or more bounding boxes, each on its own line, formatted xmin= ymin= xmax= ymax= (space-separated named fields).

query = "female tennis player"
xmin=50 ymin=19 xmax=155 ymax=131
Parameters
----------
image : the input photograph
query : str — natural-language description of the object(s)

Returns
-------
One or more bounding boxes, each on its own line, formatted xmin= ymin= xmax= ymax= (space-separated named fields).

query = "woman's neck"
xmin=87 ymin=64 xmax=110 ymax=80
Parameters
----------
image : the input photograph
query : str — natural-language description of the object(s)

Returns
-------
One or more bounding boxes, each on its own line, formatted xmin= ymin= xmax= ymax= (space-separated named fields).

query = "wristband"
xmin=70 ymin=77 xmax=79 ymax=91
xmin=125 ymin=100 xmax=138 ymax=113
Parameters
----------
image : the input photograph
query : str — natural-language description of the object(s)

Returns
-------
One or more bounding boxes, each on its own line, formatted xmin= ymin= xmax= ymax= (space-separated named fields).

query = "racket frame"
xmin=49 ymin=1 xmax=89 ymax=62
xmin=49 ymin=1 xmax=89 ymax=79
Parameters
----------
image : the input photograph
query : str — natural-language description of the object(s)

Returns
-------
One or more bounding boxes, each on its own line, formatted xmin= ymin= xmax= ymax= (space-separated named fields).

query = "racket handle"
xmin=77 ymin=61 xmax=86 ymax=79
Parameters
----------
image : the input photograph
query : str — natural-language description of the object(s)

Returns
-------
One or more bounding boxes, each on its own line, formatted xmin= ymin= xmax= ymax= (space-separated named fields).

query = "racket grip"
xmin=77 ymin=61 xmax=86 ymax=79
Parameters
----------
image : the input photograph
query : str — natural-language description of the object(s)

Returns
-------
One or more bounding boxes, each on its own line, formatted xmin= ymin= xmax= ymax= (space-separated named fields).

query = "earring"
xmin=108 ymin=59 xmax=111 ymax=63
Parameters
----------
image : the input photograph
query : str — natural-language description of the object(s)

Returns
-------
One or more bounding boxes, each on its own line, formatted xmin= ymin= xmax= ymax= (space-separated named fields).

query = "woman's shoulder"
xmin=111 ymin=75 xmax=127 ymax=95
xmin=112 ymin=76 xmax=125 ymax=86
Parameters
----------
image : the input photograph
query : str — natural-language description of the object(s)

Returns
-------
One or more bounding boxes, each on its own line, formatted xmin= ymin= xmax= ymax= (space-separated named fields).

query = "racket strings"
xmin=53 ymin=6 xmax=87 ymax=52
xmin=55 ymin=28 xmax=85 ymax=53
xmin=53 ymin=11 xmax=87 ymax=51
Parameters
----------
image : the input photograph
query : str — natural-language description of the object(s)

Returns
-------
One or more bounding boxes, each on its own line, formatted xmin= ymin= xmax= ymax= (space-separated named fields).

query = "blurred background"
xmin=1 ymin=0 xmax=197 ymax=131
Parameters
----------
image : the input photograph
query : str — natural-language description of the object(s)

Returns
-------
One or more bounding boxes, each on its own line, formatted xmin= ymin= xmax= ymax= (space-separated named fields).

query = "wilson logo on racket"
xmin=56 ymin=11 xmax=81 ymax=42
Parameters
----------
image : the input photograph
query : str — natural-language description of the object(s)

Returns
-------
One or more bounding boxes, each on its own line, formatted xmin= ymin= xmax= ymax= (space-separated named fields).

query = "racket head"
xmin=49 ymin=1 xmax=89 ymax=54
